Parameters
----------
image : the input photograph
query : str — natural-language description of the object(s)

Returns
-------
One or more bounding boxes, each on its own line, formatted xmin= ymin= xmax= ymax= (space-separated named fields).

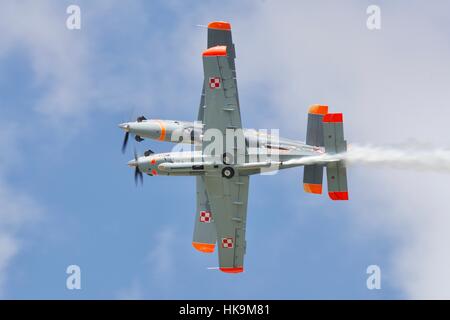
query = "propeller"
xmin=121 ymin=131 xmax=129 ymax=154
xmin=133 ymin=150 xmax=144 ymax=186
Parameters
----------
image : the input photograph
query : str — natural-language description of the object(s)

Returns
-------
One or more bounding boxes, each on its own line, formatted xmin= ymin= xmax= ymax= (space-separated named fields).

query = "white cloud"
xmin=0 ymin=1 xmax=184 ymax=296
xmin=3 ymin=0 xmax=450 ymax=298
xmin=101 ymin=1 xmax=450 ymax=298
xmin=0 ymin=177 xmax=42 ymax=297
xmin=0 ymin=1 xmax=193 ymax=298
xmin=0 ymin=0 xmax=177 ymax=126
xmin=116 ymin=280 xmax=143 ymax=300
xmin=0 ymin=116 xmax=43 ymax=296
xmin=0 ymin=122 xmax=42 ymax=296
xmin=0 ymin=1 xmax=92 ymax=121
xmin=215 ymin=0 xmax=450 ymax=298
xmin=0 ymin=234 xmax=18 ymax=297
xmin=0 ymin=123 xmax=20 ymax=174
xmin=148 ymin=226 xmax=176 ymax=279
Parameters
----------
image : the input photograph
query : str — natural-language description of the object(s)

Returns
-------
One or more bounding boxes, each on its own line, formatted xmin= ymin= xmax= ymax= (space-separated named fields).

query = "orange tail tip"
xmin=220 ymin=267 xmax=244 ymax=274
xmin=329 ymin=191 xmax=349 ymax=201
xmin=323 ymin=113 xmax=343 ymax=123
xmin=203 ymin=45 xmax=227 ymax=57
xmin=208 ymin=21 xmax=231 ymax=30
xmin=192 ymin=242 xmax=215 ymax=253
xmin=308 ymin=104 xmax=328 ymax=115
xmin=304 ymin=183 xmax=323 ymax=194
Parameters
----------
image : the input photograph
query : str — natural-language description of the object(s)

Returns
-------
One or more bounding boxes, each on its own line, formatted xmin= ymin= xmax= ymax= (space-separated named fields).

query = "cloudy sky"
xmin=1 ymin=0 xmax=450 ymax=299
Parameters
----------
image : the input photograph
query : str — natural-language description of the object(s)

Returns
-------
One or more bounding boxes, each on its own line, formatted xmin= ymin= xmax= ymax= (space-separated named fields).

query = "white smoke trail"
xmin=299 ymin=144 xmax=450 ymax=172
xmin=343 ymin=144 xmax=450 ymax=172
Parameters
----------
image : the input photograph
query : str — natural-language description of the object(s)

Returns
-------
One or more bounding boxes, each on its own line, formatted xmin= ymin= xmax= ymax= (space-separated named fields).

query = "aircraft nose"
xmin=127 ymin=159 xmax=138 ymax=167
xmin=119 ymin=123 xmax=130 ymax=131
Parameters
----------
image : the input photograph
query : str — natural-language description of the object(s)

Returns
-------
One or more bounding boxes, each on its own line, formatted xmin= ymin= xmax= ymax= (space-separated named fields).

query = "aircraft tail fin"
xmin=323 ymin=113 xmax=349 ymax=200
xmin=303 ymin=105 xmax=327 ymax=194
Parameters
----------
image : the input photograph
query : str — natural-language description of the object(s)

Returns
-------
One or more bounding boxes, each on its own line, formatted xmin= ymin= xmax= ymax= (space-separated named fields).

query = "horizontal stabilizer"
xmin=303 ymin=165 xmax=323 ymax=194
xmin=303 ymin=105 xmax=328 ymax=194
xmin=306 ymin=104 xmax=328 ymax=147
xmin=323 ymin=113 xmax=346 ymax=154
xmin=326 ymin=162 xmax=348 ymax=200
xmin=323 ymin=113 xmax=349 ymax=200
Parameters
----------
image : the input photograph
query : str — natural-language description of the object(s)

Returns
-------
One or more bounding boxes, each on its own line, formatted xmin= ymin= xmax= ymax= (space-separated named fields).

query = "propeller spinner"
xmin=119 ymin=116 xmax=147 ymax=153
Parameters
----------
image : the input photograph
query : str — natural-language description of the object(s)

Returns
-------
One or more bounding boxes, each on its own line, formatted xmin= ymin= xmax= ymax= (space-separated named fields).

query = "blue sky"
xmin=1 ymin=0 xmax=450 ymax=299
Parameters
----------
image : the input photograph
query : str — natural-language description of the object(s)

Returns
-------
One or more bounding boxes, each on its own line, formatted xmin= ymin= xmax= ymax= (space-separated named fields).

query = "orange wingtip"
xmin=328 ymin=191 xmax=349 ymax=201
xmin=220 ymin=267 xmax=244 ymax=274
xmin=323 ymin=113 xmax=343 ymax=123
xmin=304 ymin=183 xmax=323 ymax=194
xmin=192 ymin=242 xmax=215 ymax=253
xmin=308 ymin=104 xmax=328 ymax=115
xmin=208 ymin=21 xmax=231 ymax=30
xmin=203 ymin=45 xmax=227 ymax=57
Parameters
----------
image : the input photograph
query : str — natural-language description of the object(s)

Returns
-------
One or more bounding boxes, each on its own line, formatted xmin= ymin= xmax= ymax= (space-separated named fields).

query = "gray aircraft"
xmin=119 ymin=21 xmax=348 ymax=273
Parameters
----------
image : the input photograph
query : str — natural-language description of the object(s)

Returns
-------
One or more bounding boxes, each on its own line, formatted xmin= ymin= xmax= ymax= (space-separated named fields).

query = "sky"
xmin=1 ymin=0 xmax=450 ymax=299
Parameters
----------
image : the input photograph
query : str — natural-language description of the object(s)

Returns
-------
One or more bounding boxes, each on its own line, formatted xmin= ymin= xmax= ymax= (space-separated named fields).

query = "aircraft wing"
xmin=200 ymin=22 xmax=248 ymax=273
xmin=192 ymin=176 xmax=217 ymax=253
xmin=200 ymin=31 xmax=241 ymax=132
xmin=204 ymin=173 xmax=249 ymax=273
xmin=197 ymin=21 xmax=238 ymax=122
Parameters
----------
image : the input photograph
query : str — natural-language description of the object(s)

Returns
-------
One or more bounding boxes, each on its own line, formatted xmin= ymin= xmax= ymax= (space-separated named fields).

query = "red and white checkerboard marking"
xmin=199 ymin=211 xmax=212 ymax=223
xmin=221 ymin=238 xmax=234 ymax=249
xmin=208 ymin=77 xmax=221 ymax=89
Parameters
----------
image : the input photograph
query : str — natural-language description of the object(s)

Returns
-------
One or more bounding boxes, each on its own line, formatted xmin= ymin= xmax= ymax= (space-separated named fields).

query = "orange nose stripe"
xmin=156 ymin=120 xmax=166 ymax=141
xmin=151 ymin=169 xmax=158 ymax=176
